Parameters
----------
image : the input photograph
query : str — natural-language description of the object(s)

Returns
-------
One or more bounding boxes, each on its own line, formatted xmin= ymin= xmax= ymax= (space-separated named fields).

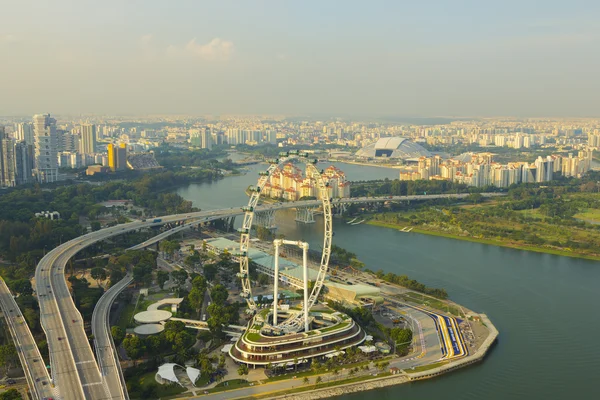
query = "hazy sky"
xmin=1 ymin=0 xmax=599 ymax=117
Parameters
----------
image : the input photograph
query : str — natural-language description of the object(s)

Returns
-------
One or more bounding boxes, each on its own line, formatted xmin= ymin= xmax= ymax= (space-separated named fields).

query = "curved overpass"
xmin=91 ymin=273 xmax=133 ymax=400
xmin=33 ymin=192 xmax=502 ymax=399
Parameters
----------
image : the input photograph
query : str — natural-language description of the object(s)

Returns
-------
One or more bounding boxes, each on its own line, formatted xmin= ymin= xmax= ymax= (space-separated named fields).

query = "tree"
xmin=316 ymin=376 xmax=322 ymax=385
xmin=156 ymin=270 xmax=170 ymax=289
xmin=90 ymin=267 xmax=107 ymax=286
xmin=311 ymin=359 xmax=321 ymax=373
xmin=122 ymin=335 xmax=146 ymax=362
xmin=171 ymin=269 xmax=188 ymax=287
xmin=210 ymin=284 xmax=229 ymax=306
xmin=0 ymin=344 xmax=18 ymax=374
xmin=0 ymin=389 xmax=22 ymax=400
xmin=303 ymin=376 xmax=310 ymax=385
xmin=237 ymin=364 xmax=249 ymax=376
xmin=111 ymin=326 xmax=125 ymax=346
xmin=91 ymin=221 xmax=101 ymax=231
xmin=10 ymin=279 xmax=32 ymax=295
xmin=203 ymin=263 xmax=218 ymax=282
xmin=257 ymin=273 xmax=270 ymax=286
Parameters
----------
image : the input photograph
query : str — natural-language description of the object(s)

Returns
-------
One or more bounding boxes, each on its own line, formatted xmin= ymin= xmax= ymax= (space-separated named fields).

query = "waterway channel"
xmin=175 ymin=159 xmax=600 ymax=400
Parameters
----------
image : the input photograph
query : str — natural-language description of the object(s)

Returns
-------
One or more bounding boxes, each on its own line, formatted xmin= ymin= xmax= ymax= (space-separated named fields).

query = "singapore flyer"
xmin=237 ymin=150 xmax=332 ymax=332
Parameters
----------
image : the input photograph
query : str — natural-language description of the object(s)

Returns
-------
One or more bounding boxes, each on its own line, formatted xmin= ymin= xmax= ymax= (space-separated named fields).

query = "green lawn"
xmin=115 ymin=299 xmax=151 ymax=330
xmin=405 ymin=361 xmax=448 ymax=373
xmin=136 ymin=371 xmax=187 ymax=398
xmin=573 ymin=208 xmax=600 ymax=223
xmin=400 ymin=292 xmax=464 ymax=317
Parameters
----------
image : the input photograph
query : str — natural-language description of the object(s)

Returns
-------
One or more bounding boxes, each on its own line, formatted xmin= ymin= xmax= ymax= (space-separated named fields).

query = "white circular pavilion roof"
xmin=134 ymin=310 xmax=172 ymax=324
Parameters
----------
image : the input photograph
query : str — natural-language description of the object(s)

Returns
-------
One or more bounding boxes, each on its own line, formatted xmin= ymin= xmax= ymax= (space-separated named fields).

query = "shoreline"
xmin=367 ymin=220 xmax=600 ymax=261
xmin=219 ymin=315 xmax=498 ymax=400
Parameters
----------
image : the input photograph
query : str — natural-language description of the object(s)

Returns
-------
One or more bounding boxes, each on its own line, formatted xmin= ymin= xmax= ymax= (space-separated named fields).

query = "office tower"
xmin=80 ymin=123 xmax=97 ymax=155
xmin=33 ymin=114 xmax=59 ymax=183
xmin=107 ymin=143 xmax=128 ymax=171
xmin=15 ymin=122 xmax=35 ymax=145
xmin=14 ymin=141 xmax=32 ymax=185
xmin=202 ymin=129 xmax=212 ymax=150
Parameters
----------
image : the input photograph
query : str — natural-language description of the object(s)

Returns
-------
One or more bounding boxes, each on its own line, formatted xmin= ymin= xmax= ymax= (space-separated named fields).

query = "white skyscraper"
xmin=33 ymin=114 xmax=59 ymax=183
xmin=15 ymin=122 xmax=35 ymax=145
xmin=80 ymin=123 xmax=97 ymax=155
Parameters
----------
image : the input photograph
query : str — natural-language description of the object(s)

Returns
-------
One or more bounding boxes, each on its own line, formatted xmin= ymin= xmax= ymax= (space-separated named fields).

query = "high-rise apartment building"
xmin=33 ymin=114 xmax=59 ymax=183
xmin=202 ymin=129 xmax=212 ymax=150
xmin=14 ymin=141 xmax=32 ymax=185
xmin=15 ymin=122 xmax=34 ymax=145
xmin=80 ymin=123 xmax=97 ymax=155
xmin=107 ymin=143 xmax=127 ymax=171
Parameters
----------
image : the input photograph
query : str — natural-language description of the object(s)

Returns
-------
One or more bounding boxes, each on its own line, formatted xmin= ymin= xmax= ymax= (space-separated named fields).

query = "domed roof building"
xmin=355 ymin=137 xmax=431 ymax=160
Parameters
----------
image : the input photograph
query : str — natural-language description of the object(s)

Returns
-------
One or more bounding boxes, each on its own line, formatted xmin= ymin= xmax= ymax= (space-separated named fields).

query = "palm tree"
xmin=315 ymin=376 xmax=322 ymax=386
xmin=303 ymin=377 xmax=310 ymax=385
xmin=311 ymin=360 xmax=321 ymax=373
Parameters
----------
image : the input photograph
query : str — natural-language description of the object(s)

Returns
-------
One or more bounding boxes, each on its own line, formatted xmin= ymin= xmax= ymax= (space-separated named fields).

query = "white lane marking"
xmin=76 ymin=360 xmax=97 ymax=365
xmin=82 ymin=381 xmax=103 ymax=387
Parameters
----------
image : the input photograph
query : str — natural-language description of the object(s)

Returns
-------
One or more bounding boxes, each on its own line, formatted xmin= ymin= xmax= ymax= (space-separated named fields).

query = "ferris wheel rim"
xmin=238 ymin=153 xmax=332 ymax=331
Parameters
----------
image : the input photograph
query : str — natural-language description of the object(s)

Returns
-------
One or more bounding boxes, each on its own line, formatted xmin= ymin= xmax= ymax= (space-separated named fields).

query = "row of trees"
xmin=372 ymin=270 xmax=448 ymax=299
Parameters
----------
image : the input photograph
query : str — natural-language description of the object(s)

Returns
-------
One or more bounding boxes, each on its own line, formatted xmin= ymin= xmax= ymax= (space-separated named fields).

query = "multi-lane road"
xmin=4 ymin=192 xmax=503 ymax=399
xmin=0 ymin=279 xmax=56 ymax=400
xmin=91 ymin=274 xmax=133 ymax=400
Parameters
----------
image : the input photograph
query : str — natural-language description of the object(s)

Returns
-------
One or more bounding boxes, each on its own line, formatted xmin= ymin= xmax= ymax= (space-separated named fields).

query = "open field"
xmin=368 ymin=201 xmax=600 ymax=262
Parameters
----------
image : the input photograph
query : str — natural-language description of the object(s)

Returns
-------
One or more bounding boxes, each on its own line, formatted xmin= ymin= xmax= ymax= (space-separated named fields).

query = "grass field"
xmin=573 ymin=208 xmax=600 ymax=223
xmin=136 ymin=371 xmax=187 ymax=398
xmin=367 ymin=220 xmax=600 ymax=261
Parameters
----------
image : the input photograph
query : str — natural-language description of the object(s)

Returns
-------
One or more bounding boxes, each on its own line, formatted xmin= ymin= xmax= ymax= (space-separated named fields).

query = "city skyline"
xmin=1 ymin=1 xmax=600 ymax=117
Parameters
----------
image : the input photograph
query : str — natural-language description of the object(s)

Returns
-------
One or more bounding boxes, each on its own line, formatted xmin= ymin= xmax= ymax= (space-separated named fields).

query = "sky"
xmin=1 ymin=0 xmax=599 ymax=117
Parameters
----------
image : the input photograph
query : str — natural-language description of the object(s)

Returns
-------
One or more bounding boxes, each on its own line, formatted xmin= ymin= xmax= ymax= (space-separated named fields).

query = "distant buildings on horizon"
xmin=399 ymin=150 xmax=593 ymax=188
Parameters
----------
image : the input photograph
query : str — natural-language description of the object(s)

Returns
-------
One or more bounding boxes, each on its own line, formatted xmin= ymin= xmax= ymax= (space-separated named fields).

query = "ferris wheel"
xmin=237 ymin=150 xmax=333 ymax=332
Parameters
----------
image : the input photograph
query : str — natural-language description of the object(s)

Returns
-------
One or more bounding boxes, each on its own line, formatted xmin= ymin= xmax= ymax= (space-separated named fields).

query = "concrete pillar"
xmin=273 ymin=239 xmax=281 ymax=326
xmin=303 ymin=243 xmax=309 ymax=332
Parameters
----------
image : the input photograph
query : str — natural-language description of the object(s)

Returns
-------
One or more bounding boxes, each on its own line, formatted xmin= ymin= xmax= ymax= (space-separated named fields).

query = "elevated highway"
xmin=0 ymin=279 xmax=55 ymax=400
xmin=91 ymin=274 xmax=133 ymax=400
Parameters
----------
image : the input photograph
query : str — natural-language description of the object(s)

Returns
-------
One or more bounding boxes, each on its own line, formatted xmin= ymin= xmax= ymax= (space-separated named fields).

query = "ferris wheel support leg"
xmin=273 ymin=239 xmax=281 ymax=326
xmin=302 ymin=242 xmax=309 ymax=332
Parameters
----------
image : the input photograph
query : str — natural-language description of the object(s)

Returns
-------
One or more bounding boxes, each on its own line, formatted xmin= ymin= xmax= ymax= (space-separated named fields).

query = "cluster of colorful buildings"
xmin=261 ymin=164 xmax=350 ymax=201
xmin=400 ymin=150 xmax=594 ymax=188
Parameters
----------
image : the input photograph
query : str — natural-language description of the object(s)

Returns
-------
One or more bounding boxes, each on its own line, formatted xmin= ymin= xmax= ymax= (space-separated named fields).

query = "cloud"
xmin=168 ymin=37 xmax=234 ymax=61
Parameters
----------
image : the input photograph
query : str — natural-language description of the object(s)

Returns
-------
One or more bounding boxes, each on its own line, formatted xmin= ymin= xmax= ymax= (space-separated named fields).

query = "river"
xmin=175 ymin=159 xmax=600 ymax=400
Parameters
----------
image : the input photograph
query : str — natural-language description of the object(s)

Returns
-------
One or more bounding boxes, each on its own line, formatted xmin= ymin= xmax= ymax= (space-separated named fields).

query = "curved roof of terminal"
xmin=325 ymin=282 xmax=381 ymax=297
xmin=206 ymin=237 xmax=319 ymax=281
xmin=355 ymin=136 xmax=431 ymax=159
